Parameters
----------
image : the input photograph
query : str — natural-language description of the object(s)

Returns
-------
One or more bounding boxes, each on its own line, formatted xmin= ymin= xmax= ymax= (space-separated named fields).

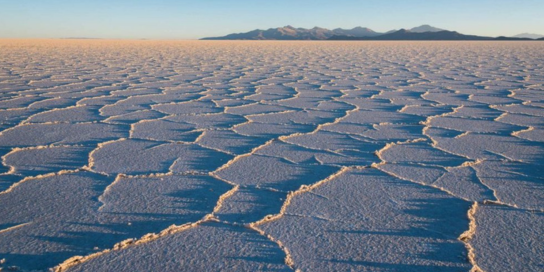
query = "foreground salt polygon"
xmin=0 ymin=40 xmax=542 ymax=272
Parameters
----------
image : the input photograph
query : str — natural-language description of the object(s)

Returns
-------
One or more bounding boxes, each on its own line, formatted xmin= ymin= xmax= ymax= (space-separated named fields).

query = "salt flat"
xmin=0 ymin=40 xmax=543 ymax=272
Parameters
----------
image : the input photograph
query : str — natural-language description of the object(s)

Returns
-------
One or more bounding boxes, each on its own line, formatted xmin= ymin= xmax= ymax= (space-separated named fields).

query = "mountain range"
xmin=201 ymin=25 xmax=543 ymax=41
xmin=202 ymin=25 xmax=378 ymax=40
xmin=513 ymin=33 xmax=544 ymax=39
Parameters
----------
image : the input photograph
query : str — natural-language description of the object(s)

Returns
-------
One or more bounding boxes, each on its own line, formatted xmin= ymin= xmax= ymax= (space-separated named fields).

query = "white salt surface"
xmin=0 ymin=40 xmax=542 ymax=271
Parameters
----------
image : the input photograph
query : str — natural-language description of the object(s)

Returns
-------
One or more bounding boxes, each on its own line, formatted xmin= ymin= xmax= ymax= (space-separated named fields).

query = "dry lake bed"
xmin=0 ymin=40 xmax=543 ymax=271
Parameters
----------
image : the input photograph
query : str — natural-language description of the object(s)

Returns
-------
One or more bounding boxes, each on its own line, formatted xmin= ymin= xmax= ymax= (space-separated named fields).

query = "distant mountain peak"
xmin=513 ymin=33 xmax=544 ymax=39
xmin=410 ymin=25 xmax=446 ymax=33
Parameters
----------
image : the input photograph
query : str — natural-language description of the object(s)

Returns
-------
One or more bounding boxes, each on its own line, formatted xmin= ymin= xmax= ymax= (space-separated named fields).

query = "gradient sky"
xmin=1 ymin=0 xmax=543 ymax=39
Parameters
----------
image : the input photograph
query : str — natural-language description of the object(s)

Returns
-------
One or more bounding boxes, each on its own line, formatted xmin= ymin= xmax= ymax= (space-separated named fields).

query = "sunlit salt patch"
xmin=213 ymin=98 xmax=255 ymax=107
xmin=27 ymin=97 xmax=79 ymax=111
xmin=380 ymin=141 xmax=467 ymax=167
xmin=340 ymin=87 xmax=383 ymax=98
xmin=244 ymin=92 xmax=292 ymax=102
xmin=65 ymin=222 xmax=291 ymax=272
xmin=26 ymin=105 xmax=103 ymax=123
xmin=429 ymin=116 xmax=527 ymax=134
xmin=315 ymin=100 xmax=356 ymax=112
xmin=273 ymin=97 xmax=324 ymax=109
xmin=141 ymin=93 xmax=204 ymax=104
xmin=338 ymin=98 xmax=402 ymax=111
xmin=256 ymin=140 xmax=377 ymax=166
xmin=234 ymin=122 xmax=316 ymax=138
xmin=320 ymin=122 xmax=374 ymax=135
xmin=496 ymin=112 xmax=544 ymax=127
xmin=27 ymin=78 xmax=93 ymax=90
xmin=194 ymin=75 xmax=240 ymax=85
xmin=342 ymin=109 xmax=426 ymax=125
xmin=257 ymin=84 xmax=297 ymax=96
xmin=377 ymin=163 xmax=447 ymax=184
xmin=299 ymin=89 xmax=344 ymax=99
xmin=285 ymin=130 xmax=382 ymax=152
xmin=41 ymin=87 xmax=112 ymax=100
xmin=166 ymin=74 xmax=204 ymax=83
xmin=167 ymin=113 xmax=247 ymax=130
xmin=3 ymin=146 xmax=93 ymax=176
xmin=480 ymin=77 xmax=526 ymax=88
xmin=473 ymin=160 xmax=544 ymax=209
xmin=197 ymin=130 xmax=268 ymax=155
xmin=201 ymin=85 xmax=240 ymax=95
xmin=328 ymin=78 xmax=362 ymax=88
xmin=402 ymin=105 xmax=453 ymax=117
xmin=448 ymin=104 xmax=504 ymax=119
xmin=163 ymin=85 xmax=208 ymax=95
xmin=510 ymin=89 xmax=544 ymax=102
xmin=471 ymin=205 xmax=544 ymax=272
xmin=433 ymin=166 xmax=495 ymax=202
xmin=100 ymin=99 xmax=156 ymax=117
xmin=215 ymin=154 xmax=338 ymax=191
xmin=92 ymin=139 xmax=232 ymax=175
xmin=426 ymin=127 xmax=544 ymax=164
xmin=362 ymin=124 xmax=424 ymax=141
xmin=99 ymin=92 xmax=203 ymax=116
xmin=77 ymin=96 xmax=125 ymax=107
xmin=131 ymin=119 xmax=201 ymax=142
xmin=371 ymin=77 xmax=413 ymax=87
xmin=0 ymin=123 xmax=127 ymax=147
xmin=423 ymin=92 xmax=482 ymax=106
xmin=226 ymin=103 xmax=294 ymax=115
xmin=109 ymin=87 xmax=163 ymax=96
xmin=493 ymin=103 xmax=544 ymax=117
xmin=373 ymin=90 xmax=424 ymax=100
xmin=258 ymin=76 xmax=299 ymax=85
xmin=247 ymin=110 xmax=340 ymax=125
xmin=469 ymin=93 xmax=520 ymax=105
xmin=153 ymin=101 xmax=223 ymax=115
xmin=388 ymin=98 xmax=435 ymax=106
xmin=259 ymin=168 xmax=471 ymax=272
xmin=104 ymin=110 xmax=166 ymax=124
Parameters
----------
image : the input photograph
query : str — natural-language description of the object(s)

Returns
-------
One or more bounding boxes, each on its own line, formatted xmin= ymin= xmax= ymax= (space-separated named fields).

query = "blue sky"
xmin=1 ymin=0 xmax=543 ymax=39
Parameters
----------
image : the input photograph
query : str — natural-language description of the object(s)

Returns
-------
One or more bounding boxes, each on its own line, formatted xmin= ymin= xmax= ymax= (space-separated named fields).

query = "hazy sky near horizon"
xmin=1 ymin=0 xmax=543 ymax=39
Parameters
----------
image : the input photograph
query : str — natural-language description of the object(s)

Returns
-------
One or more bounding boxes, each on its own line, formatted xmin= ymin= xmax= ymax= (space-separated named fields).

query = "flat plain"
xmin=0 ymin=40 xmax=542 ymax=272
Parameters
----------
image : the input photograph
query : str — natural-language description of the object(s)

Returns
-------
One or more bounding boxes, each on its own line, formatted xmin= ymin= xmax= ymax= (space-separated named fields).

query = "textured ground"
xmin=0 ymin=40 xmax=543 ymax=272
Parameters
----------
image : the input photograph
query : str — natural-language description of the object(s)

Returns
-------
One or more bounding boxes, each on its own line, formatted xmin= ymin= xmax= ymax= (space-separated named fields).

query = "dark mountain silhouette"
xmin=201 ymin=26 xmax=382 ymax=40
xmin=330 ymin=30 xmax=540 ymax=41
xmin=202 ymin=25 xmax=544 ymax=41
xmin=494 ymin=36 xmax=533 ymax=41
xmin=332 ymin=27 xmax=382 ymax=37
xmin=329 ymin=29 xmax=495 ymax=40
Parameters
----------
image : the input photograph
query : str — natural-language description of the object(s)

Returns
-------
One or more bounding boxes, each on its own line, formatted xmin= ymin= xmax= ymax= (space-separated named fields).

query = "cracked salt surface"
xmin=0 ymin=40 xmax=543 ymax=272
